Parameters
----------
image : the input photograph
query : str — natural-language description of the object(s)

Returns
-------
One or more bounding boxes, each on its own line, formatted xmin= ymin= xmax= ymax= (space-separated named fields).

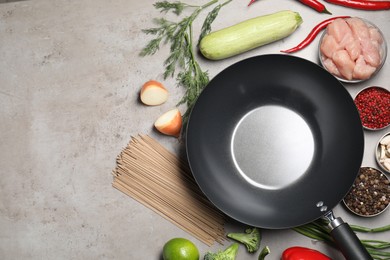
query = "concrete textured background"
xmin=0 ymin=0 xmax=389 ymax=259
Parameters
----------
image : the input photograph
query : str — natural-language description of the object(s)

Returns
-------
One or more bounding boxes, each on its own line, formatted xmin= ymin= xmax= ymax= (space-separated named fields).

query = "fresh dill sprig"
xmin=177 ymin=55 xmax=209 ymax=122
xmin=154 ymin=1 xmax=191 ymax=15
xmin=198 ymin=0 xmax=232 ymax=44
xmin=140 ymin=0 xmax=232 ymax=130
xmin=140 ymin=18 xmax=176 ymax=56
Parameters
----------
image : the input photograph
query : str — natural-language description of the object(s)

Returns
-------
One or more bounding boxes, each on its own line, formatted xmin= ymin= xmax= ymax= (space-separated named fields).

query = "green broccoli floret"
xmin=227 ymin=227 xmax=261 ymax=253
xmin=204 ymin=243 xmax=239 ymax=260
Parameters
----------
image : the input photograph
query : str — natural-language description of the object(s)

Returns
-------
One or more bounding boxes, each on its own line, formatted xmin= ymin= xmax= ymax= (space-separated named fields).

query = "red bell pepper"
xmin=282 ymin=246 xmax=332 ymax=260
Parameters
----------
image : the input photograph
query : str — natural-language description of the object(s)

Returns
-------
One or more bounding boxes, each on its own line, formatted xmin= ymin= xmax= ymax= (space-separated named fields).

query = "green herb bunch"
xmin=140 ymin=0 xmax=232 ymax=126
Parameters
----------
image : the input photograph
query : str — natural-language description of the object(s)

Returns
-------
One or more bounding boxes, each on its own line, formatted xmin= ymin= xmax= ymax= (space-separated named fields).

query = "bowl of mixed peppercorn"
xmin=354 ymin=86 xmax=390 ymax=131
xmin=343 ymin=167 xmax=390 ymax=217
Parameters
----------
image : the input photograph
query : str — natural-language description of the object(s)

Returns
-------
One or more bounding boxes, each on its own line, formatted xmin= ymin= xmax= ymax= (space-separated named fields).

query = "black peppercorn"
xmin=343 ymin=167 xmax=390 ymax=217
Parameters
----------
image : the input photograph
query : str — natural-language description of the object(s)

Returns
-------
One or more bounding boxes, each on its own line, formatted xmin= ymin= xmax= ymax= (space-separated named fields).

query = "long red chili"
xmin=298 ymin=0 xmax=332 ymax=14
xmin=281 ymin=15 xmax=351 ymax=53
xmin=325 ymin=0 xmax=390 ymax=10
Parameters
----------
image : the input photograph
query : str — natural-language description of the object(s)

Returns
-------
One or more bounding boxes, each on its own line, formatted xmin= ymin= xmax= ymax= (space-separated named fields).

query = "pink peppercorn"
xmin=354 ymin=87 xmax=390 ymax=130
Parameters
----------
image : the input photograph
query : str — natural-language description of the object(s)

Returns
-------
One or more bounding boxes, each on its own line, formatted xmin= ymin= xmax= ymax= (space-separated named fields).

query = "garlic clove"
xmin=380 ymin=144 xmax=387 ymax=160
xmin=379 ymin=135 xmax=390 ymax=146
xmin=386 ymin=145 xmax=390 ymax=158
xmin=383 ymin=159 xmax=390 ymax=171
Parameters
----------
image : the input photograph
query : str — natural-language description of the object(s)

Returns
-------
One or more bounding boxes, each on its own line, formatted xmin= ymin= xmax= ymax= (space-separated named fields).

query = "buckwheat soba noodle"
xmin=112 ymin=135 xmax=226 ymax=245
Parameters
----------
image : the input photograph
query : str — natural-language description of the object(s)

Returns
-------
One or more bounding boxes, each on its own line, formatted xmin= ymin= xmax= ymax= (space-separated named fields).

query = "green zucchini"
xmin=199 ymin=10 xmax=303 ymax=60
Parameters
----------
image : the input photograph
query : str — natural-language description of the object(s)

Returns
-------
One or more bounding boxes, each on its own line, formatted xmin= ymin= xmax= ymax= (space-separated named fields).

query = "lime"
xmin=162 ymin=238 xmax=199 ymax=260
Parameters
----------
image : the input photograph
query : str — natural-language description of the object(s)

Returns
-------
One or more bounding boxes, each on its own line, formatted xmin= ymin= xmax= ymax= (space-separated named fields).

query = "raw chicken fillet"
xmin=320 ymin=17 xmax=385 ymax=81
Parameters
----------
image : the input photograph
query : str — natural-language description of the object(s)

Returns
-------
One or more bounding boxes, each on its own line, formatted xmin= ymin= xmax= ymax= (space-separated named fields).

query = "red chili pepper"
xmin=298 ymin=0 xmax=332 ymax=14
xmin=324 ymin=0 xmax=390 ymax=10
xmin=281 ymin=15 xmax=350 ymax=53
xmin=247 ymin=0 xmax=258 ymax=6
xmin=282 ymin=246 xmax=332 ymax=260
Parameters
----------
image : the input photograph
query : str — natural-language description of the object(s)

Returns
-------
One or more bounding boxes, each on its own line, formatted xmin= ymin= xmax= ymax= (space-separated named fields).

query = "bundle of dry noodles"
xmin=112 ymin=135 xmax=226 ymax=246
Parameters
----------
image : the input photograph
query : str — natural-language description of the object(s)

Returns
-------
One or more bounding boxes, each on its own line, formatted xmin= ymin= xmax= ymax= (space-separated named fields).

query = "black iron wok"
xmin=186 ymin=55 xmax=371 ymax=259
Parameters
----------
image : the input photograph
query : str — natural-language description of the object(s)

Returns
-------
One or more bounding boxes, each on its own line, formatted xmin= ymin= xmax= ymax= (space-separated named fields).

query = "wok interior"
xmin=231 ymin=104 xmax=315 ymax=190
xmin=186 ymin=55 xmax=364 ymax=229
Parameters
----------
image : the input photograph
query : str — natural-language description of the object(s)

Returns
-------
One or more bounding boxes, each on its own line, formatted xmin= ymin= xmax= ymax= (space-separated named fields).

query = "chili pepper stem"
xmin=298 ymin=0 xmax=332 ymax=14
xmin=258 ymin=246 xmax=271 ymax=260
xmin=322 ymin=7 xmax=332 ymax=14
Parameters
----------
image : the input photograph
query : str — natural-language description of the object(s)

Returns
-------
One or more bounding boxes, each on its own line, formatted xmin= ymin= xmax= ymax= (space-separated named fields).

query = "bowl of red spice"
xmin=318 ymin=17 xmax=387 ymax=83
xmin=354 ymin=86 xmax=390 ymax=130
xmin=343 ymin=167 xmax=390 ymax=217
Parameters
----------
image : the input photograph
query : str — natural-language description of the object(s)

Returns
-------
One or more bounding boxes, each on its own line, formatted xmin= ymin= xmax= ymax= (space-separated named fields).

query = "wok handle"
xmin=329 ymin=217 xmax=372 ymax=260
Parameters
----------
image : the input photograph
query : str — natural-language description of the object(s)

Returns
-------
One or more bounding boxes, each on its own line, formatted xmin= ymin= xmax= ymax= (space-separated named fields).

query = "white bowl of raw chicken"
xmin=319 ymin=17 xmax=387 ymax=83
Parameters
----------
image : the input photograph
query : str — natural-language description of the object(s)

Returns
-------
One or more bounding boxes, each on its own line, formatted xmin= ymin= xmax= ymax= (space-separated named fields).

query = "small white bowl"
xmin=319 ymin=17 xmax=387 ymax=83
xmin=376 ymin=132 xmax=390 ymax=174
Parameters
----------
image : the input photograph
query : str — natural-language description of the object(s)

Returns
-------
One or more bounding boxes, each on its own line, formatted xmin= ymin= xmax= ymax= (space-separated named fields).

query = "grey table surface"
xmin=0 ymin=0 xmax=389 ymax=259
